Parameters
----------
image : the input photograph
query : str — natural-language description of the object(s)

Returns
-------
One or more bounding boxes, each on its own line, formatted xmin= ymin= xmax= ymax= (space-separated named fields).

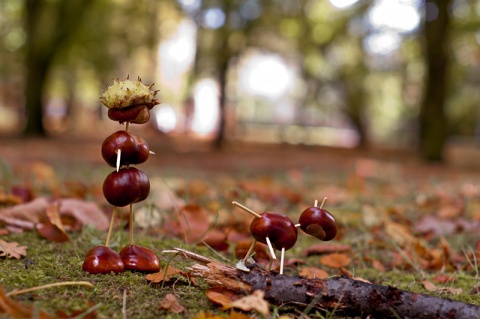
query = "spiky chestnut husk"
xmin=101 ymin=77 xmax=159 ymax=110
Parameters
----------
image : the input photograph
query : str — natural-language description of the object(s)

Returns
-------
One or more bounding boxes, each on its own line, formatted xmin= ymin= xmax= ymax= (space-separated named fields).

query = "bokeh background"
xmin=0 ymin=0 xmax=478 ymax=162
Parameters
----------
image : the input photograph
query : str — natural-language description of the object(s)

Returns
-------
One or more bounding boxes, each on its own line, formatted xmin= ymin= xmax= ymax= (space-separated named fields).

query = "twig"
xmin=7 ymin=281 xmax=94 ymax=296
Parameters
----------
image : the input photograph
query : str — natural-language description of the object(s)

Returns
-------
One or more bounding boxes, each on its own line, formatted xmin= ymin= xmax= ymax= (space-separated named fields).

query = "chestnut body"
xmin=103 ymin=168 xmax=150 ymax=207
xmin=119 ymin=245 xmax=160 ymax=272
xmin=102 ymin=131 xmax=149 ymax=167
xmin=250 ymin=212 xmax=297 ymax=250
xmin=299 ymin=207 xmax=337 ymax=241
xmin=82 ymin=246 xmax=125 ymax=274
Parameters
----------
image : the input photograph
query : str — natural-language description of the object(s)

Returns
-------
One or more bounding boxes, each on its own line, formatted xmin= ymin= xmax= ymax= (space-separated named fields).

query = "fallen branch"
xmin=173 ymin=248 xmax=480 ymax=319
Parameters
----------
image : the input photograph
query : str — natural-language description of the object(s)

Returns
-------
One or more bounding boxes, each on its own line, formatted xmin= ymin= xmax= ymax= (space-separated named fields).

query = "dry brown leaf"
xmin=304 ymin=243 xmax=351 ymax=256
xmin=229 ymin=290 xmax=269 ymax=316
xmin=299 ymin=267 xmax=329 ymax=279
xmin=0 ymin=239 xmax=27 ymax=259
xmin=421 ymin=280 xmax=437 ymax=292
xmin=0 ymin=286 xmax=53 ymax=318
xmin=205 ymin=286 xmax=241 ymax=308
xmin=145 ymin=266 xmax=183 ymax=283
xmin=158 ymin=293 xmax=185 ymax=313
xmin=202 ymin=229 xmax=229 ymax=251
xmin=385 ymin=220 xmax=415 ymax=247
xmin=36 ymin=203 xmax=70 ymax=243
xmin=319 ymin=253 xmax=351 ymax=268
xmin=193 ymin=312 xmax=230 ymax=319
xmin=371 ymin=259 xmax=386 ymax=272
xmin=57 ymin=198 xmax=108 ymax=231
xmin=162 ymin=204 xmax=211 ymax=244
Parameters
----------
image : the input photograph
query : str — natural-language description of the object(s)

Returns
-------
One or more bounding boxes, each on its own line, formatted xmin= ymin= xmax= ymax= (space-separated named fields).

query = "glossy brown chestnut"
xmin=119 ymin=244 xmax=160 ymax=272
xmin=108 ymin=104 xmax=154 ymax=124
xmin=103 ymin=167 xmax=150 ymax=207
xmin=82 ymin=246 xmax=125 ymax=274
xmin=250 ymin=212 xmax=297 ymax=250
xmin=299 ymin=207 xmax=337 ymax=241
xmin=101 ymin=131 xmax=149 ymax=167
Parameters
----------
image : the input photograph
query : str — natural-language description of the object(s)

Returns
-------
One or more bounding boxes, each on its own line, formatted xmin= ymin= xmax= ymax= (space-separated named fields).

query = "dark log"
xmin=173 ymin=248 xmax=480 ymax=319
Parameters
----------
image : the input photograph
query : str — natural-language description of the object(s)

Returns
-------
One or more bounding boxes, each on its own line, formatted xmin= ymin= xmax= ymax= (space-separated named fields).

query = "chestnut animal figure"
xmin=82 ymin=77 xmax=160 ymax=274
xmin=250 ymin=212 xmax=297 ymax=250
xmin=232 ymin=201 xmax=297 ymax=275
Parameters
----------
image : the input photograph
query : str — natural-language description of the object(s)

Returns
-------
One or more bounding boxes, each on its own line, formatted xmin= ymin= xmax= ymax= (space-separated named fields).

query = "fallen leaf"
xmin=146 ymin=266 xmax=183 ymax=283
xmin=319 ymin=253 xmax=351 ymax=268
xmin=371 ymin=259 xmax=386 ymax=272
xmin=0 ymin=286 xmax=53 ymax=318
xmin=57 ymin=198 xmax=108 ymax=231
xmin=421 ymin=280 xmax=437 ymax=292
xmin=229 ymin=290 xmax=269 ymax=316
xmin=433 ymin=274 xmax=455 ymax=283
xmin=201 ymin=229 xmax=229 ymax=251
xmin=385 ymin=220 xmax=415 ymax=247
xmin=299 ymin=267 xmax=329 ymax=279
xmin=0 ymin=239 xmax=27 ymax=259
xmin=304 ymin=243 xmax=351 ymax=256
xmin=193 ymin=312 xmax=227 ymax=319
xmin=36 ymin=203 xmax=70 ymax=243
xmin=158 ymin=293 xmax=185 ymax=313
xmin=162 ymin=204 xmax=211 ymax=244
xmin=206 ymin=286 xmax=241 ymax=308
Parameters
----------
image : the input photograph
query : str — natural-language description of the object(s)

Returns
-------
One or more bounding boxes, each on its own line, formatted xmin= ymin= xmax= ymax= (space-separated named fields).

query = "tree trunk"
xmin=22 ymin=0 xmax=94 ymax=137
xmin=419 ymin=0 xmax=451 ymax=161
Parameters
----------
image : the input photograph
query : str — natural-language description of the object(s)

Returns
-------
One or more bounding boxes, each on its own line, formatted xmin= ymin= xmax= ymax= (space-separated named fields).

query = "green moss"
xmin=0 ymin=229 xmax=220 ymax=319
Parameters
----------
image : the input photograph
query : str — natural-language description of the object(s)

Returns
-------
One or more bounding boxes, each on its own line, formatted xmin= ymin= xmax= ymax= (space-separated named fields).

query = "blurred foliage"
xmin=1 ymin=0 xmax=480 ymax=156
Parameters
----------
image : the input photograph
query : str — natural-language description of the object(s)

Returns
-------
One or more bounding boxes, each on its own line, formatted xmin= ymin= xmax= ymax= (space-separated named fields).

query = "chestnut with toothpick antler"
xmin=298 ymin=198 xmax=337 ymax=241
xmin=82 ymin=76 xmax=161 ymax=274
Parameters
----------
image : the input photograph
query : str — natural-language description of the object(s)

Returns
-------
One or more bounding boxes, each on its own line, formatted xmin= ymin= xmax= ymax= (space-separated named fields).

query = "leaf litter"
xmin=0 ymin=156 xmax=480 ymax=317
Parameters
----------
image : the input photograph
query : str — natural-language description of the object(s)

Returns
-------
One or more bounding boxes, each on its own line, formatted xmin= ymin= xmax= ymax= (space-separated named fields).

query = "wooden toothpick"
xmin=232 ymin=201 xmax=262 ymax=218
xmin=280 ymin=247 xmax=285 ymax=275
xmin=105 ymin=207 xmax=117 ymax=247
xmin=320 ymin=197 xmax=327 ymax=209
xmin=243 ymin=240 xmax=257 ymax=263
xmin=265 ymin=237 xmax=277 ymax=260
xmin=116 ymin=149 xmax=121 ymax=172
xmin=129 ymin=204 xmax=134 ymax=245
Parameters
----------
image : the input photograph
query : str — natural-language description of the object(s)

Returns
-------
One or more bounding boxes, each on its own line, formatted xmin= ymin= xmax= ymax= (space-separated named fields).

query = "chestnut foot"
xmin=82 ymin=246 xmax=125 ymax=274
xmin=119 ymin=245 xmax=160 ymax=272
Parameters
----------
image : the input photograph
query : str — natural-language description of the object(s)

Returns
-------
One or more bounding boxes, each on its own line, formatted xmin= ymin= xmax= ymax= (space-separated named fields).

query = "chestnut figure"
xmin=102 ymin=131 xmax=149 ymax=167
xmin=299 ymin=207 xmax=337 ymax=241
xmin=250 ymin=212 xmax=298 ymax=251
xmin=82 ymin=246 xmax=125 ymax=274
xmin=119 ymin=245 xmax=160 ymax=272
xmin=103 ymin=168 xmax=150 ymax=207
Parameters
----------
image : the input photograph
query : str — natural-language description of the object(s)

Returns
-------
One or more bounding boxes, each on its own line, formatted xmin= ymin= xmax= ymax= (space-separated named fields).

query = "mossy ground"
xmin=1 ymin=147 xmax=480 ymax=318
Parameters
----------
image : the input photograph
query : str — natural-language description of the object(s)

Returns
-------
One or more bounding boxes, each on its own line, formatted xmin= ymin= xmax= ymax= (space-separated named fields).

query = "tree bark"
xmin=174 ymin=248 xmax=480 ymax=319
xmin=419 ymin=0 xmax=451 ymax=161
xmin=22 ymin=0 xmax=93 ymax=137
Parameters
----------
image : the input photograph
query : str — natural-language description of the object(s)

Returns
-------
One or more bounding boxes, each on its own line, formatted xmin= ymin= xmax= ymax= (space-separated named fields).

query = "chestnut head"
xmin=299 ymin=207 xmax=337 ymax=241
xmin=250 ymin=212 xmax=297 ymax=250
xmin=102 ymin=131 xmax=149 ymax=167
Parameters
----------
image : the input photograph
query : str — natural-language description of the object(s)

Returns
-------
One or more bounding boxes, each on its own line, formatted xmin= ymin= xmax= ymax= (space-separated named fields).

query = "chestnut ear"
xmin=305 ymin=224 xmax=327 ymax=240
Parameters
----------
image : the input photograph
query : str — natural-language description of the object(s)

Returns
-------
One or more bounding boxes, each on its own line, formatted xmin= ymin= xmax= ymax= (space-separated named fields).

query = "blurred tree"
xmin=419 ymin=0 xmax=451 ymax=161
xmin=23 ymin=0 xmax=94 ymax=136
xmin=17 ymin=0 xmax=171 ymax=136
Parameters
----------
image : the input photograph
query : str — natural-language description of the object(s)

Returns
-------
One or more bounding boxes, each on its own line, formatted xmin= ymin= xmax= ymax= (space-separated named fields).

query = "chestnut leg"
xmin=105 ymin=207 xmax=117 ymax=247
